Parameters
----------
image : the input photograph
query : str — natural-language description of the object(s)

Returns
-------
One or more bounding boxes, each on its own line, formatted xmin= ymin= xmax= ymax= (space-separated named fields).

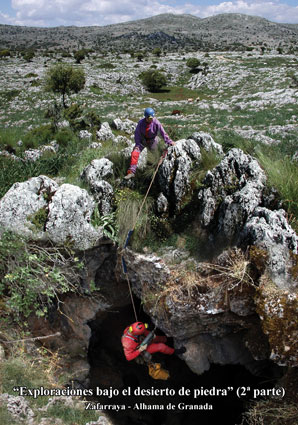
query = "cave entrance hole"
xmin=87 ymin=303 xmax=283 ymax=425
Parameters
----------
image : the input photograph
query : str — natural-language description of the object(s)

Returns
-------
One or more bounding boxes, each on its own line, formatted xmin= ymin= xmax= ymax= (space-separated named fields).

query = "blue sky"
xmin=0 ymin=0 xmax=297 ymax=27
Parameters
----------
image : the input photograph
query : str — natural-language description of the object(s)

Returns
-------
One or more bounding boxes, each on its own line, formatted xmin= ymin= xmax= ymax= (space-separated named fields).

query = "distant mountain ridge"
xmin=0 ymin=13 xmax=297 ymax=51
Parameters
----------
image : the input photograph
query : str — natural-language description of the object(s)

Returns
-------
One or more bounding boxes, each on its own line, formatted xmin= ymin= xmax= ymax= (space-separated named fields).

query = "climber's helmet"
xmin=129 ymin=322 xmax=148 ymax=335
xmin=144 ymin=107 xmax=155 ymax=120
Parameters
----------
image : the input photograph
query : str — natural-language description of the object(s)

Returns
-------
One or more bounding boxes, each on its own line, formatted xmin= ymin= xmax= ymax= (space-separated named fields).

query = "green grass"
xmin=0 ymin=154 xmax=68 ymax=198
xmin=0 ymin=127 xmax=24 ymax=151
xmin=1 ymin=357 xmax=45 ymax=394
xmin=231 ymin=105 xmax=296 ymax=128
xmin=115 ymin=188 xmax=154 ymax=249
xmin=215 ymin=130 xmax=256 ymax=154
xmin=0 ymin=406 xmax=18 ymax=425
xmin=0 ymin=130 xmax=83 ymax=198
xmin=0 ymin=351 xmax=100 ymax=425
xmin=257 ymin=152 xmax=298 ymax=220
xmin=59 ymin=139 xmax=117 ymax=185
xmin=90 ymin=85 xmax=102 ymax=95
xmin=36 ymin=401 xmax=101 ymax=425
xmin=0 ymin=89 xmax=21 ymax=103
xmin=242 ymin=56 xmax=296 ymax=69
xmin=145 ymin=85 xmax=200 ymax=101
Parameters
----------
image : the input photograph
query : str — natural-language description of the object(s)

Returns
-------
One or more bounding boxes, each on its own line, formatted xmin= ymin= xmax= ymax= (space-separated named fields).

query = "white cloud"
xmin=198 ymin=1 xmax=298 ymax=23
xmin=1 ymin=0 xmax=297 ymax=26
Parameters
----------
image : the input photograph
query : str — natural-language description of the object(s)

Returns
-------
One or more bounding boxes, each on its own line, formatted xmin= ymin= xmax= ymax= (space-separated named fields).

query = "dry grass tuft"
xmin=157 ymin=248 xmax=256 ymax=306
xmin=242 ymin=400 xmax=298 ymax=425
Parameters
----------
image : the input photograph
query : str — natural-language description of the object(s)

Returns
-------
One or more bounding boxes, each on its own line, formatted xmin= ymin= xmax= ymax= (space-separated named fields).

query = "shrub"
xmin=0 ymin=49 xmax=11 ymax=58
xmin=61 ymin=51 xmax=72 ymax=58
xmin=139 ymin=69 xmax=167 ymax=92
xmin=136 ymin=52 xmax=144 ymax=61
xmin=152 ymin=47 xmax=162 ymax=57
xmin=63 ymin=103 xmax=86 ymax=131
xmin=0 ymin=232 xmax=84 ymax=318
xmin=97 ymin=62 xmax=115 ymax=69
xmin=242 ymin=399 xmax=298 ymax=425
xmin=1 ymin=89 xmax=20 ymax=102
xmin=44 ymin=101 xmax=63 ymax=132
xmin=24 ymin=72 xmax=38 ymax=78
xmin=23 ymin=124 xmax=54 ymax=149
xmin=85 ymin=109 xmax=101 ymax=131
xmin=45 ymin=64 xmax=85 ymax=108
xmin=73 ymin=49 xmax=86 ymax=63
xmin=22 ymin=50 xmax=35 ymax=62
xmin=55 ymin=128 xmax=74 ymax=148
xmin=186 ymin=57 xmax=200 ymax=70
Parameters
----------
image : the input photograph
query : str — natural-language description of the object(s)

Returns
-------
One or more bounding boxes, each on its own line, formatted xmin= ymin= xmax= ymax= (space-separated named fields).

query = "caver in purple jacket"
xmin=128 ymin=117 xmax=174 ymax=174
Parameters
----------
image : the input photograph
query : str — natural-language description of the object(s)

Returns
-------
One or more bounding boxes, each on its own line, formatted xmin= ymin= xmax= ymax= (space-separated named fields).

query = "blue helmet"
xmin=144 ymin=107 xmax=155 ymax=118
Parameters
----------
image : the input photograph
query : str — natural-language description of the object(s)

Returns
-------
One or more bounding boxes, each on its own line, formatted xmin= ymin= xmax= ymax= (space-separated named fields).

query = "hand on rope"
xmin=138 ymin=344 xmax=148 ymax=352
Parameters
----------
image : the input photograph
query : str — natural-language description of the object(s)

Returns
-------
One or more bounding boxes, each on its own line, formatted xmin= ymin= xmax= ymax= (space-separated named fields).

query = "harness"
xmin=122 ymin=330 xmax=140 ymax=344
xmin=122 ymin=332 xmax=139 ymax=343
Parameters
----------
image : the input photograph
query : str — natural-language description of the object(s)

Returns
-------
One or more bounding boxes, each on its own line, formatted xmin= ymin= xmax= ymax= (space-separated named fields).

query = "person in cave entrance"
xmin=121 ymin=321 xmax=186 ymax=361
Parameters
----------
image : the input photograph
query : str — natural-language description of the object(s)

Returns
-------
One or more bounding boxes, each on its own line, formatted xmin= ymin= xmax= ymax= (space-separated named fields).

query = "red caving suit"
xmin=121 ymin=326 xmax=174 ymax=361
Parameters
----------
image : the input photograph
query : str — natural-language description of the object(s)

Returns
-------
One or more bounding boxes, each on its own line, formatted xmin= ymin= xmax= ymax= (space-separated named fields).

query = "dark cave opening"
xmin=87 ymin=303 xmax=284 ymax=425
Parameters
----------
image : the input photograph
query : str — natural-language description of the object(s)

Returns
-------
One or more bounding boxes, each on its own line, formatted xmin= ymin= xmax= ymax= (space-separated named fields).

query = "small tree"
xmin=0 ymin=49 xmax=11 ymax=58
xmin=152 ymin=47 xmax=162 ymax=57
xmin=136 ymin=52 xmax=144 ymax=62
xmin=22 ymin=50 xmax=35 ymax=62
xmin=45 ymin=64 xmax=85 ymax=108
xmin=186 ymin=57 xmax=200 ymax=71
xmin=140 ymin=69 xmax=167 ymax=92
xmin=74 ymin=49 xmax=86 ymax=63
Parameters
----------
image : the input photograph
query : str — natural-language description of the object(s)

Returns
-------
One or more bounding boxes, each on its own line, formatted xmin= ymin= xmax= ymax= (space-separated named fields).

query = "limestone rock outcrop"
xmin=96 ymin=122 xmax=115 ymax=141
xmin=46 ymin=183 xmax=103 ymax=250
xmin=80 ymin=158 xmax=114 ymax=215
xmin=241 ymin=207 xmax=298 ymax=290
xmin=111 ymin=118 xmax=136 ymax=134
xmin=91 ymin=180 xmax=114 ymax=215
xmin=0 ymin=394 xmax=34 ymax=424
xmin=0 ymin=176 xmax=103 ymax=250
xmin=197 ymin=148 xmax=267 ymax=240
xmin=158 ymin=138 xmax=201 ymax=212
xmin=80 ymin=158 xmax=114 ymax=186
xmin=190 ymin=131 xmax=224 ymax=155
xmin=0 ymin=175 xmax=58 ymax=239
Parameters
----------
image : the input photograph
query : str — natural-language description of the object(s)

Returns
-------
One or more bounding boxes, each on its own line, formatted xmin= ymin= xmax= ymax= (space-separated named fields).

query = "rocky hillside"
xmin=0 ymin=43 xmax=297 ymax=424
xmin=0 ymin=126 xmax=297 ymax=424
xmin=1 ymin=13 xmax=298 ymax=51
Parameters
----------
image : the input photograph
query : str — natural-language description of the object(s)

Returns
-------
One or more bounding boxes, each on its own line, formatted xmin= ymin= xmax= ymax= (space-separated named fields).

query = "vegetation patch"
xmin=257 ymin=151 xmax=298 ymax=223
xmin=146 ymin=85 xmax=199 ymax=101
xmin=24 ymin=72 xmax=38 ymax=78
xmin=147 ymin=248 xmax=256 ymax=311
xmin=242 ymin=399 xmax=298 ymax=425
xmin=115 ymin=188 xmax=154 ymax=249
xmin=0 ymin=340 xmax=101 ymax=425
xmin=97 ymin=62 xmax=116 ymax=69
xmin=0 ymin=232 xmax=84 ymax=318
xmin=28 ymin=207 xmax=48 ymax=231
xmin=0 ymin=89 xmax=21 ymax=102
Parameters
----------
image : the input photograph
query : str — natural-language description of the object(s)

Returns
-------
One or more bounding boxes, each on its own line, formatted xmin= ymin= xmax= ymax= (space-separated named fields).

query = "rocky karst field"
xmin=0 ymin=46 xmax=297 ymax=425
